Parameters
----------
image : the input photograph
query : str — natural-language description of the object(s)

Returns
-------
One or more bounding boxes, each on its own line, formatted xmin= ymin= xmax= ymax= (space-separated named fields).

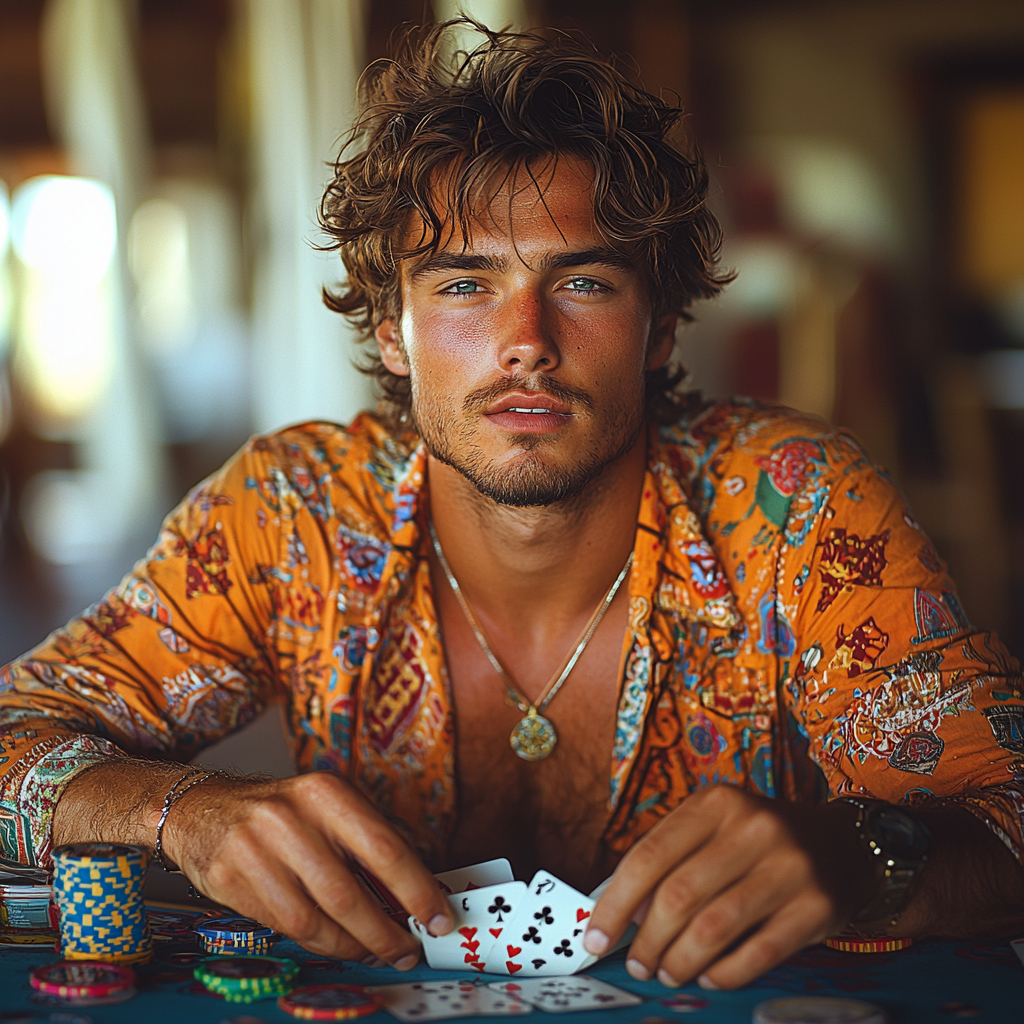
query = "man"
xmin=2 ymin=21 xmax=1023 ymax=992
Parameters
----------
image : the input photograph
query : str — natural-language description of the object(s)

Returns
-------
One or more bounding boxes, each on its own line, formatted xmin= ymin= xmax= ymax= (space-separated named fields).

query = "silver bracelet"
xmin=154 ymin=767 xmax=217 ymax=872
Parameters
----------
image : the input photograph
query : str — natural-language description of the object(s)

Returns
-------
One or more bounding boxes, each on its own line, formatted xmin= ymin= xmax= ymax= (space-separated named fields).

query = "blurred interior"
xmin=0 ymin=0 xmax=1022 ymax=780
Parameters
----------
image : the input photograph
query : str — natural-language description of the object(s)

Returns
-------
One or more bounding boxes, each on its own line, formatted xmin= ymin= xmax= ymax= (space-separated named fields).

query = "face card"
xmin=410 ymin=881 xmax=527 ymax=971
xmin=434 ymin=859 xmax=515 ymax=895
xmin=482 ymin=871 xmax=598 ymax=977
xmin=488 ymin=976 xmax=643 ymax=1012
xmin=372 ymin=981 xmax=533 ymax=1020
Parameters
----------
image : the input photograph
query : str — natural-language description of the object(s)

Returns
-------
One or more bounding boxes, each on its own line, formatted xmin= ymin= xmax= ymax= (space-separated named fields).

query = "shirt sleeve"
xmin=780 ymin=440 xmax=1024 ymax=862
xmin=0 ymin=439 xmax=285 ymax=867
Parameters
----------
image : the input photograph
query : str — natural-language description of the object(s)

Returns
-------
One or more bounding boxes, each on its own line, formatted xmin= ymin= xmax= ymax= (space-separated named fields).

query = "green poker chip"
xmin=194 ymin=955 xmax=299 ymax=1002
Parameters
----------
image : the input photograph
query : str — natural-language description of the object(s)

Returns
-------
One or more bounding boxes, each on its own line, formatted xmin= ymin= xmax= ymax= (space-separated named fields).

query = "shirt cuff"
xmin=0 ymin=735 xmax=125 ymax=868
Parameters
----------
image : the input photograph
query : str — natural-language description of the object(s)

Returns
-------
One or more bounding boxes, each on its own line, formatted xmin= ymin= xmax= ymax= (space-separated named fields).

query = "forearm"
xmin=52 ymin=759 xmax=220 ymax=854
xmin=893 ymin=806 xmax=1024 ymax=940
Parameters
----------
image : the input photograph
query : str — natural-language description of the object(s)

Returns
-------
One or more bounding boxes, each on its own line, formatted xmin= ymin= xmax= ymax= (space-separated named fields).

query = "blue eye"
xmin=445 ymin=280 xmax=480 ymax=294
xmin=566 ymin=277 xmax=602 ymax=292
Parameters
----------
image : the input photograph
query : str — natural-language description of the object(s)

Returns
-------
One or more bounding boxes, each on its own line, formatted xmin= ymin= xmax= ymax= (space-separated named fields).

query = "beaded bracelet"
xmin=154 ymin=767 xmax=219 ymax=871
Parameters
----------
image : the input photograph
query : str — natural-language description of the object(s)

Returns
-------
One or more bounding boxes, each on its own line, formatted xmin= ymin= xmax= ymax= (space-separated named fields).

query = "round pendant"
xmin=509 ymin=712 xmax=557 ymax=761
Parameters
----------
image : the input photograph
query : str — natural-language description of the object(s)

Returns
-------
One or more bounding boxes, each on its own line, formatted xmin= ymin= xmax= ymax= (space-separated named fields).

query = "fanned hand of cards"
xmin=403 ymin=860 xmax=634 ymax=977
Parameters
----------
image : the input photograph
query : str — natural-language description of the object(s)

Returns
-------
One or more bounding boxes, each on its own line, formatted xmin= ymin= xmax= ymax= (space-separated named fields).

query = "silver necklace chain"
xmin=428 ymin=519 xmax=633 ymax=717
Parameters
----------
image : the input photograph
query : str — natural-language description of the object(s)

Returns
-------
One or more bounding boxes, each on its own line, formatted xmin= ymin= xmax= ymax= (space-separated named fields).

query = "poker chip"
xmin=196 ymin=916 xmax=276 ymax=956
xmin=824 ymin=936 xmax=913 ymax=953
xmin=278 ymin=984 xmax=381 ymax=1020
xmin=30 ymin=960 xmax=135 ymax=999
xmin=51 ymin=843 xmax=152 ymax=964
xmin=195 ymin=955 xmax=299 ymax=1003
xmin=753 ymin=996 xmax=888 ymax=1023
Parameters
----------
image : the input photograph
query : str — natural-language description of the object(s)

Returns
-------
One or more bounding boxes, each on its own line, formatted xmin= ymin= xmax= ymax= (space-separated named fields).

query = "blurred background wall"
xmin=0 ymin=0 xmax=1021 ymax=775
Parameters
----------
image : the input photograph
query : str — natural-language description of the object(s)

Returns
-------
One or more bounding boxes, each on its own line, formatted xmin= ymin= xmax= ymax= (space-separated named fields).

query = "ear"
xmin=646 ymin=313 xmax=678 ymax=371
xmin=374 ymin=318 xmax=410 ymax=377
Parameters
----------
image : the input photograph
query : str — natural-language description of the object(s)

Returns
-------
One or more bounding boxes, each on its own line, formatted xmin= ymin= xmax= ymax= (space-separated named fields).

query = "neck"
xmin=426 ymin=428 xmax=647 ymax=640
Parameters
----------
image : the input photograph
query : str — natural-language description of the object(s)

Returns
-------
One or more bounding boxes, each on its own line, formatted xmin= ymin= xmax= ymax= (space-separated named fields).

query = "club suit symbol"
xmin=533 ymin=906 xmax=554 ymax=925
xmin=553 ymin=939 xmax=574 ymax=957
xmin=522 ymin=926 xmax=542 ymax=944
xmin=489 ymin=896 xmax=512 ymax=921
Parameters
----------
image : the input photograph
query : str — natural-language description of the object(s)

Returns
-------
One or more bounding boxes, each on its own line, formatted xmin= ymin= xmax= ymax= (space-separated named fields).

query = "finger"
xmin=585 ymin=800 xmax=719 ymax=956
xmin=696 ymin=890 xmax=834 ymax=991
xmin=198 ymin=843 xmax=371 ymax=961
xmin=275 ymin=815 xmax=423 ymax=967
xmin=654 ymin=864 xmax=803 ymax=986
xmin=620 ymin=833 xmax=765 ymax=979
xmin=314 ymin=776 xmax=454 ymax=936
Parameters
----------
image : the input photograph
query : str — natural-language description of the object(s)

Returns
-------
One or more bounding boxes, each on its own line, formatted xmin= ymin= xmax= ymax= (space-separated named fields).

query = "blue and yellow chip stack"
xmin=52 ymin=843 xmax=153 ymax=964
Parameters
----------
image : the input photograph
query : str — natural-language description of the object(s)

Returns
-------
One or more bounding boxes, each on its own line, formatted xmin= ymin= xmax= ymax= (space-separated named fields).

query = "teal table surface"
xmin=2 ymin=935 xmax=1022 ymax=1023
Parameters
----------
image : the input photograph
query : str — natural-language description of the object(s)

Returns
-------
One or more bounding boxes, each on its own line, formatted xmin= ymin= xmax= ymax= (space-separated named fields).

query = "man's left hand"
xmin=583 ymin=785 xmax=875 ymax=989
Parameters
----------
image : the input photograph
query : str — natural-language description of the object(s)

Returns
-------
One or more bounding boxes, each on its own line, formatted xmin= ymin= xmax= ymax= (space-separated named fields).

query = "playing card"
xmin=488 ymin=976 xmax=643 ymax=1012
xmin=372 ymin=980 xmax=533 ymax=1020
xmin=410 ymin=881 xmax=527 ymax=971
xmin=482 ymin=871 xmax=598 ymax=977
xmin=587 ymin=875 xmax=638 ymax=956
xmin=435 ymin=859 xmax=515 ymax=895
xmin=355 ymin=866 xmax=407 ymax=918
xmin=1012 ymin=937 xmax=1024 ymax=966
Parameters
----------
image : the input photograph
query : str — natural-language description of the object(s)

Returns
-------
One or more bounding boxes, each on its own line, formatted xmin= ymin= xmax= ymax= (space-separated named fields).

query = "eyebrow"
xmin=408 ymin=246 xmax=637 ymax=280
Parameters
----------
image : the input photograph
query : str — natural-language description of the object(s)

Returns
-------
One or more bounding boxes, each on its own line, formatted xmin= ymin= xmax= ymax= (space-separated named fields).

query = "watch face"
xmin=875 ymin=807 xmax=931 ymax=860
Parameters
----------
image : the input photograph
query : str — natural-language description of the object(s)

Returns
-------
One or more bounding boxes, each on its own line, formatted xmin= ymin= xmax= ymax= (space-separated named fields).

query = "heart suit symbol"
xmin=506 ymin=945 xmax=522 ymax=957
xmin=459 ymin=926 xmax=478 ymax=939
xmin=576 ymin=909 xmax=591 ymax=922
xmin=489 ymin=927 xmax=502 ymax=938
xmin=461 ymin=940 xmax=480 ymax=954
xmin=506 ymin=961 xmax=523 ymax=974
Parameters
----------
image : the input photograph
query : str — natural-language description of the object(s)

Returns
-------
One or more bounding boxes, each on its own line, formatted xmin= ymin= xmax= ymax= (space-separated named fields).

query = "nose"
xmin=496 ymin=291 xmax=561 ymax=374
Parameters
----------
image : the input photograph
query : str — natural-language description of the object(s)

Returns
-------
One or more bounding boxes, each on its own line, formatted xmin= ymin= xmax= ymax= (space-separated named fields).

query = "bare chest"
xmin=436 ymin=580 xmax=629 ymax=892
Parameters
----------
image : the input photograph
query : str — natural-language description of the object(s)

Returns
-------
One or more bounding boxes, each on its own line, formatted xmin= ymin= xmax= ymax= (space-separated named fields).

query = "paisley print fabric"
xmin=1 ymin=402 xmax=1022 ymax=869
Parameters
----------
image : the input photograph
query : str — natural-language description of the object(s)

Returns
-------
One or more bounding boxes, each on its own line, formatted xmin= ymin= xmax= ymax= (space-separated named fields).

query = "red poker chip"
xmin=824 ymin=935 xmax=913 ymax=953
xmin=278 ymin=984 xmax=381 ymax=1020
xmin=31 ymin=960 xmax=136 ymax=998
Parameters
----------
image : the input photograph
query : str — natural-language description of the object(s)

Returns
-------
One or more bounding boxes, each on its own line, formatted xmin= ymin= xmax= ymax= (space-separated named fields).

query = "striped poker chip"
xmin=196 ymin=916 xmax=276 ymax=941
xmin=753 ymin=997 xmax=887 ymax=1023
xmin=31 ymin=960 xmax=136 ymax=998
xmin=824 ymin=935 xmax=912 ymax=953
xmin=278 ymin=984 xmax=382 ymax=1020
xmin=195 ymin=955 xmax=299 ymax=1002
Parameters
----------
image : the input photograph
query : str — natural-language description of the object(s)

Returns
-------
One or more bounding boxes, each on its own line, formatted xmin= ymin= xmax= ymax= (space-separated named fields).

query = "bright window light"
xmin=0 ymin=181 xmax=9 ymax=259
xmin=11 ymin=176 xmax=117 ymax=284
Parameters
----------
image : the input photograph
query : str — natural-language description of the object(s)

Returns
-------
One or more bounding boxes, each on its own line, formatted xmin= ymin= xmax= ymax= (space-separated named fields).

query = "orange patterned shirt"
xmin=2 ymin=401 xmax=1023 ymax=869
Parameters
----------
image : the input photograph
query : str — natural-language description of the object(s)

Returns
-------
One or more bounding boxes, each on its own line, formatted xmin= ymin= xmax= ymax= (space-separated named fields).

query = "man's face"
xmin=375 ymin=158 xmax=675 ymax=507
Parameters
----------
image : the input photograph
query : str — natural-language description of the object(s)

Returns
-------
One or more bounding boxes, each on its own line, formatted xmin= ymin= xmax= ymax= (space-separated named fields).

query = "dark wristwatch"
xmin=839 ymin=798 xmax=931 ymax=925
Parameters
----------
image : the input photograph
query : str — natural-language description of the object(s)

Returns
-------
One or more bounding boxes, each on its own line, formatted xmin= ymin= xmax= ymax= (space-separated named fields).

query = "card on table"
xmin=372 ymin=980 xmax=533 ymax=1020
xmin=482 ymin=871 xmax=598 ymax=977
xmin=1012 ymin=937 xmax=1024 ymax=967
xmin=411 ymin=880 xmax=528 ymax=971
xmin=488 ymin=976 xmax=643 ymax=1013
xmin=435 ymin=858 xmax=515 ymax=895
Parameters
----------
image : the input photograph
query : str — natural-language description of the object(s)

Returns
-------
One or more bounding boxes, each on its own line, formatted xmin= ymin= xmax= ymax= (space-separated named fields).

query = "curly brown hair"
xmin=320 ymin=18 xmax=730 ymax=429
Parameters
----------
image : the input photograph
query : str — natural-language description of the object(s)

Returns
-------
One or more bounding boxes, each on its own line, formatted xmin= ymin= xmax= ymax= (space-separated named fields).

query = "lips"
xmin=485 ymin=393 xmax=571 ymax=417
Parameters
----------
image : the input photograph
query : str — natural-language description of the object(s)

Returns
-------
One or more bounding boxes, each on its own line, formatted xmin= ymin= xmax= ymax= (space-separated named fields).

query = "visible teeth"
xmin=509 ymin=407 xmax=552 ymax=414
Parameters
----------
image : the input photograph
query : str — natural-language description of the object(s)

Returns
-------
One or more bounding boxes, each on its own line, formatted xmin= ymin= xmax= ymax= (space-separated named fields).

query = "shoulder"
xmin=657 ymin=398 xmax=874 ymax=530
xmin=196 ymin=413 xmax=422 ymax=539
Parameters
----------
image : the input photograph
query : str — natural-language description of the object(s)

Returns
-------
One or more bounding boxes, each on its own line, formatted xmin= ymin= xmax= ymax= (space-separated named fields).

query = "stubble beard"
xmin=412 ymin=373 xmax=646 ymax=508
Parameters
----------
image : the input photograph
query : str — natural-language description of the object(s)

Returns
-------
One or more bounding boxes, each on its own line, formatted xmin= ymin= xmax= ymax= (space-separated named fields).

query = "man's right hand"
xmin=160 ymin=771 xmax=454 ymax=965
xmin=53 ymin=762 xmax=453 ymax=967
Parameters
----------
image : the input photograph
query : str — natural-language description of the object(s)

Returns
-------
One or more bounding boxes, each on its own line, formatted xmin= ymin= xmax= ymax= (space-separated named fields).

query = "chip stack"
xmin=194 ymin=955 xmax=299 ymax=1002
xmin=0 ymin=868 xmax=57 ymax=945
xmin=51 ymin=843 xmax=153 ymax=964
xmin=195 ymin=915 xmax=276 ymax=955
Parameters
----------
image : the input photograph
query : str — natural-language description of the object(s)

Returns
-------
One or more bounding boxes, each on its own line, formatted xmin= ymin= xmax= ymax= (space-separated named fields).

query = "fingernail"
xmin=626 ymin=958 xmax=651 ymax=981
xmin=428 ymin=914 xmax=453 ymax=936
xmin=394 ymin=953 xmax=419 ymax=971
xmin=657 ymin=968 xmax=680 ymax=988
xmin=697 ymin=974 xmax=719 ymax=990
xmin=583 ymin=928 xmax=609 ymax=955
xmin=361 ymin=954 xmax=386 ymax=968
